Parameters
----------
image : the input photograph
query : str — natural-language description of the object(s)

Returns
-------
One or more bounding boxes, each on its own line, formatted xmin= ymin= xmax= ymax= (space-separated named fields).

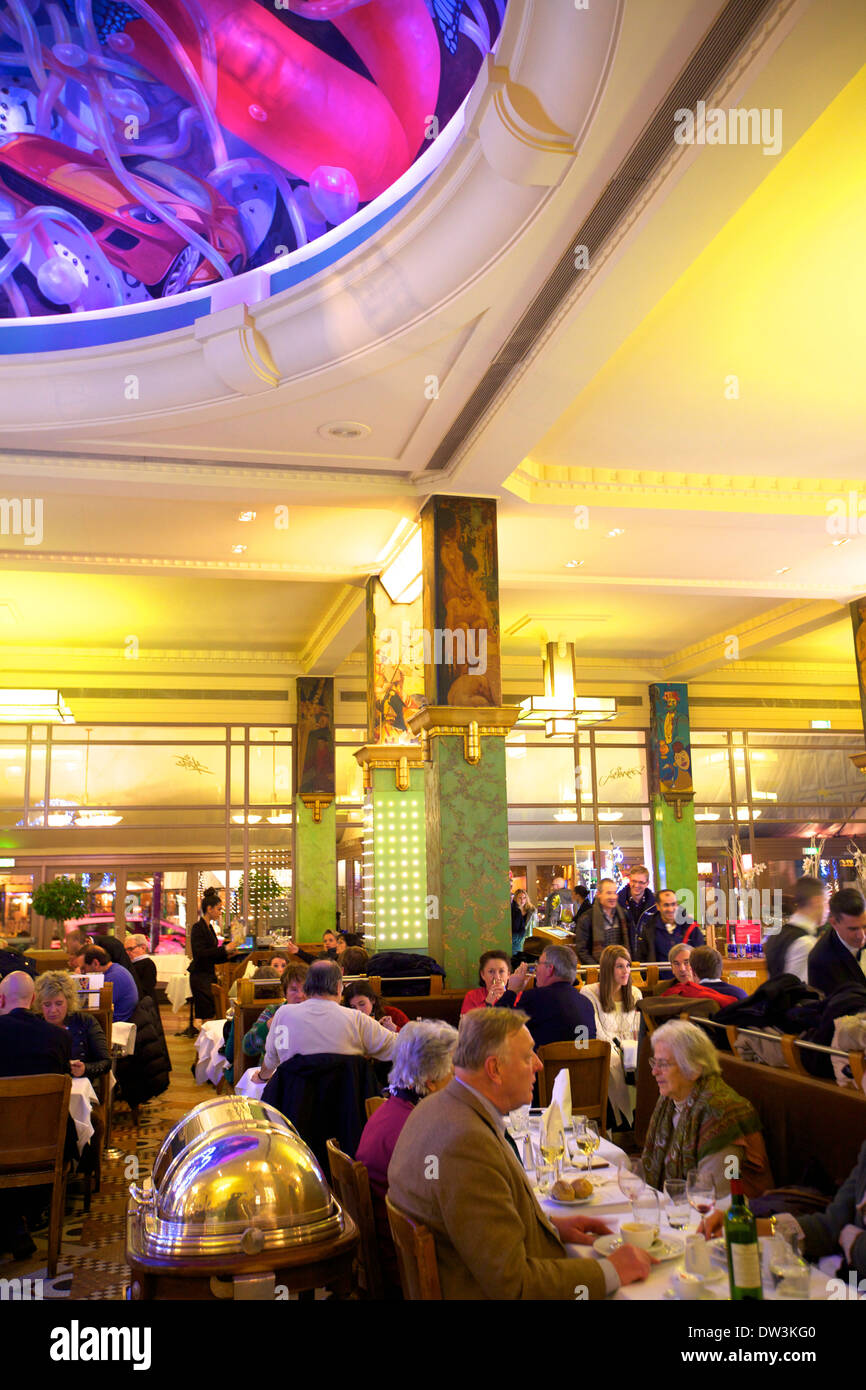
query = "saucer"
xmin=593 ymin=1234 xmax=684 ymax=1259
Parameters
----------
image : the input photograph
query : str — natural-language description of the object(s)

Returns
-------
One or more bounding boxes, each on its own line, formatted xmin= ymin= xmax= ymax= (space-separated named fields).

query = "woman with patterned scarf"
xmin=642 ymin=1019 xmax=773 ymax=1198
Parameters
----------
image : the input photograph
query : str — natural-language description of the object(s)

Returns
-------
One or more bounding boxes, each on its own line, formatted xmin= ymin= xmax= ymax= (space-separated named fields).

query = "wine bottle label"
xmin=730 ymin=1241 xmax=761 ymax=1290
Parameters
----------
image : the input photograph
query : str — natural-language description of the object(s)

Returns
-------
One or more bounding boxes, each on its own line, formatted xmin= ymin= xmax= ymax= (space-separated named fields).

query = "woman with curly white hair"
xmin=356 ymin=1018 xmax=458 ymax=1296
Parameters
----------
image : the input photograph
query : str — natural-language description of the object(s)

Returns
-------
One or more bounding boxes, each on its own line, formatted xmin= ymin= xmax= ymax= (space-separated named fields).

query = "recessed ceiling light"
xmin=565 ymin=560 xmax=584 ymax=568
xmin=238 ymin=510 xmax=256 ymax=522
xmin=318 ymin=420 xmax=371 ymax=441
xmin=231 ymin=544 xmax=247 ymax=555
xmin=607 ymin=528 xmax=624 ymax=538
xmin=775 ymin=566 xmax=790 ymax=574
xmin=831 ymin=537 xmax=850 ymax=547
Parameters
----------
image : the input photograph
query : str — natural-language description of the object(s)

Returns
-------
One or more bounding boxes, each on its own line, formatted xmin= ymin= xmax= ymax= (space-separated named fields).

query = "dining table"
xmin=148 ymin=952 xmax=192 ymax=1013
xmin=69 ymin=1075 xmax=99 ymax=1155
xmin=516 ymin=1117 xmax=829 ymax=1301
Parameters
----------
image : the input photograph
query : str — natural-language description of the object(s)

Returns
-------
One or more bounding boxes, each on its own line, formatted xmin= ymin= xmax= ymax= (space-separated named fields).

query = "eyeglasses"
xmin=649 ymin=1058 xmax=675 ymax=1072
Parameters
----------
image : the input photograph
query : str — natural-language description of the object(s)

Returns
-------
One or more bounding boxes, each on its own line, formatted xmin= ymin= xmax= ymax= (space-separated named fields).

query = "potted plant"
xmin=31 ymin=876 xmax=88 ymax=939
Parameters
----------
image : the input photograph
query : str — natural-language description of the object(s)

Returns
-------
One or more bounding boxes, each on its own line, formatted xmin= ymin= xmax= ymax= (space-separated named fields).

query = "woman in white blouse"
xmin=582 ymin=945 xmax=642 ymax=1127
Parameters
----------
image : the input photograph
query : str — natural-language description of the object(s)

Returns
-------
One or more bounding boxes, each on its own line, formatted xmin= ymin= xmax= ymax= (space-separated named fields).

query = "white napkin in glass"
xmin=539 ymin=1099 xmax=565 ymax=1157
xmin=550 ymin=1068 xmax=572 ymax=1125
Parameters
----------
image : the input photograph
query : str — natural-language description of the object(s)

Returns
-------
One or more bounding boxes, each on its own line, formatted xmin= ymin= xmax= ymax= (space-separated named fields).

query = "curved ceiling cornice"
xmin=0 ymin=0 xmax=623 ymax=443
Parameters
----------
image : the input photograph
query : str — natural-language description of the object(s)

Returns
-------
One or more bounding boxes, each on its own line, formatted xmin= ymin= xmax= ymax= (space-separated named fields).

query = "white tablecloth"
xmin=194 ymin=1019 xmax=229 ymax=1085
xmin=69 ymin=1076 xmax=99 ymax=1155
xmin=233 ymin=1068 xmax=266 ymax=1101
xmin=111 ymin=1022 xmax=136 ymax=1054
xmin=148 ymin=953 xmax=192 ymax=1013
xmin=523 ymin=1130 xmax=827 ymax=1300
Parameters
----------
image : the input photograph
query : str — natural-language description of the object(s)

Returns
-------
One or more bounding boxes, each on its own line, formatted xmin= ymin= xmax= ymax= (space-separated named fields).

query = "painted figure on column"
xmin=297 ymin=677 xmax=335 ymax=794
xmin=423 ymin=495 xmax=501 ymax=707
xmin=649 ymin=684 xmax=693 ymax=794
xmin=367 ymin=578 xmax=425 ymax=745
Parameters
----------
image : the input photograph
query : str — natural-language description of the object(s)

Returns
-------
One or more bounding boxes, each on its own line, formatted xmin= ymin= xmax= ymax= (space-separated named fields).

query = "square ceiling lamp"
xmin=518 ymin=641 xmax=616 ymax=736
xmin=0 ymin=689 xmax=74 ymax=722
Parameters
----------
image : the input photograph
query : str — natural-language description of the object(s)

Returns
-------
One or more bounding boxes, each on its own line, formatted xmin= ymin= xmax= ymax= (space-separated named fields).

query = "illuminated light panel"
xmin=0 ymin=689 xmax=73 ymax=723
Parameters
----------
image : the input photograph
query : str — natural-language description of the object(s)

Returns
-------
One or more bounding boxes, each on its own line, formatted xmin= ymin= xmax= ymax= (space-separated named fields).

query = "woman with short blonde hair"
xmin=33 ymin=970 xmax=110 ymax=1084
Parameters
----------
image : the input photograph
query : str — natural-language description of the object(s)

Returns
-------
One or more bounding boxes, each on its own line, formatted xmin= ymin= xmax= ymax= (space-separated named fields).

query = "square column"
xmin=355 ymin=746 xmax=427 ymax=952
xmin=648 ymin=682 xmax=697 ymax=905
xmin=293 ymin=677 xmax=336 ymax=943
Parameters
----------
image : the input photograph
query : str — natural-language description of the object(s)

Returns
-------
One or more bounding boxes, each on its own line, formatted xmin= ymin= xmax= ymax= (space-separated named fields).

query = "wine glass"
xmin=617 ymin=1157 xmax=646 ymax=1222
xmin=573 ymin=1118 xmax=600 ymax=1176
xmin=686 ymin=1170 xmax=716 ymax=1228
xmin=539 ymin=1131 xmax=566 ymax=1183
xmin=663 ymin=1178 xmax=690 ymax=1232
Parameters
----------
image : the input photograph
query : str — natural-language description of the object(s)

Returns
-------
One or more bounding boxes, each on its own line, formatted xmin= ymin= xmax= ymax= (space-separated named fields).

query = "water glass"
xmin=770 ymin=1232 xmax=810 ymax=1300
xmin=664 ymin=1178 xmax=690 ymax=1231
xmin=535 ymin=1161 xmax=554 ymax=1196
xmin=509 ymin=1105 xmax=531 ymax=1139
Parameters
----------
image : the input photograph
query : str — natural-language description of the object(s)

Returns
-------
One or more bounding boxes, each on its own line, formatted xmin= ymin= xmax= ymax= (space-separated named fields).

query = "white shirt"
xmin=782 ymin=911 xmax=821 ymax=984
xmin=262 ymin=996 xmax=397 ymax=1073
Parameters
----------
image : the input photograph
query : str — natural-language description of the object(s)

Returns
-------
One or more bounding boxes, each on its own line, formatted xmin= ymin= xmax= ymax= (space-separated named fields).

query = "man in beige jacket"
xmin=387 ymin=1008 xmax=653 ymax=1299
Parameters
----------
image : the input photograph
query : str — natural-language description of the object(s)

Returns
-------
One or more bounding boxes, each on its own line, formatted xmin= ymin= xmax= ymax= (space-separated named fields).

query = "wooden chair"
xmin=326 ymin=1138 xmax=383 ymax=1299
xmin=535 ymin=1041 xmax=611 ymax=1137
xmin=0 ymin=1074 xmax=72 ymax=1276
xmin=79 ymin=983 xmax=113 ymax=1163
xmin=385 ymin=1195 xmax=442 ymax=1300
xmin=365 ymin=1096 xmax=386 ymax=1120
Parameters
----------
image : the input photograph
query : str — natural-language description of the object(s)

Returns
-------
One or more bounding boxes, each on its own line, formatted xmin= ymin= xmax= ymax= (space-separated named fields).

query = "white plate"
xmin=593 ymin=1233 xmax=685 ymax=1260
xmin=545 ymin=1190 xmax=595 ymax=1207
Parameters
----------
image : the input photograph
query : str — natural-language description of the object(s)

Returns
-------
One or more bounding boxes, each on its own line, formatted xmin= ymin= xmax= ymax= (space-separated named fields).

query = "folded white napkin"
xmin=550 ymin=1068 xmax=572 ymax=1125
xmin=539 ymin=1099 xmax=565 ymax=1156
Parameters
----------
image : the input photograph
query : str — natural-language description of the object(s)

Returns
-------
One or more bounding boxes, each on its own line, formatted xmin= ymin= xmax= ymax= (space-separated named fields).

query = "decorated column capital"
xmin=408 ymin=705 xmax=519 ymax=765
xmin=354 ymin=743 xmax=425 ymax=792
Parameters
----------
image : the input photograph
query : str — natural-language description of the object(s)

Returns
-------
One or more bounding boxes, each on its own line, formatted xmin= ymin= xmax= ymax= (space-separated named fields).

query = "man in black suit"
xmin=689 ymin=946 xmax=748 ymax=1001
xmin=808 ymin=886 xmax=866 ymax=997
xmin=496 ymin=945 xmax=596 ymax=1048
xmin=0 ymin=971 xmax=72 ymax=1259
xmin=124 ymin=933 xmax=159 ymax=1006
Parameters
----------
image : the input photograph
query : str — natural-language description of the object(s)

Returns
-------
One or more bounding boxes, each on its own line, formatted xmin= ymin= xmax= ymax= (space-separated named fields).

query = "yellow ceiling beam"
xmin=505 ymin=460 xmax=864 ymax=517
xmin=299 ymin=584 xmax=366 ymax=675
xmin=661 ymin=599 xmax=844 ymax=679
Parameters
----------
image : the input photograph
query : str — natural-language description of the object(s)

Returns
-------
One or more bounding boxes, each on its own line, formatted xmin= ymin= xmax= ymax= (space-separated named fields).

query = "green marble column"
xmin=652 ymin=795 xmax=698 ymax=905
xmin=293 ymin=795 xmax=336 ymax=943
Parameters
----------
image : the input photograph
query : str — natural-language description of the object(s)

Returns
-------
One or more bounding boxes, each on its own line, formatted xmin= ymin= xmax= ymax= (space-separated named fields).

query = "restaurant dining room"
xmin=0 ymin=0 xmax=864 ymax=1364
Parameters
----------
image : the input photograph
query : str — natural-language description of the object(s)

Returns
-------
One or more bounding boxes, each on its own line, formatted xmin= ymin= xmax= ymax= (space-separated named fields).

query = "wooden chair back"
xmin=365 ymin=1096 xmax=386 ymax=1120
xmin=535 ymin=1041 xmax=611 ymax=1136
xmin=367 ymin=975 xmax=443 ymax=997
xmin=211 ymin=980 xmax=229 ymax=1018
xmin=326 ymin=1138 xmax=383 ymax=1299
xmin=0 ymin=1074 xmax=72 ymax=1276
xmin=78 ymin=982 xmax=114 ymax=1043
xmin=385 ymin=1195 xmax=442 ymax=1300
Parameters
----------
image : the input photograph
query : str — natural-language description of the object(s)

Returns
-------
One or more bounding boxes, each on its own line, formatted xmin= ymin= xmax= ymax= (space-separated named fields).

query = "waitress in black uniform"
xmin=188 ymin=888 xmax=237 ymax=1026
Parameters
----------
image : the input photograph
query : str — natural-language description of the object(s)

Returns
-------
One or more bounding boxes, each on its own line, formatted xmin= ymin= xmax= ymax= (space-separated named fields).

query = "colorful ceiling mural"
xmin=0 ymin=0 xmax=506 ymax=318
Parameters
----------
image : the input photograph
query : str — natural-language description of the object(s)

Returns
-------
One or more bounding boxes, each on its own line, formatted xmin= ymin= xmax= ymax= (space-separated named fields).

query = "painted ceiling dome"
xmin=0 ymin=0 xmax=506 ymax=319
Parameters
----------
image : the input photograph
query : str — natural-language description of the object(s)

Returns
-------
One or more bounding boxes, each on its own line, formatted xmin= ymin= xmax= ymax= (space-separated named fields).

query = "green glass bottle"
xmin=725 ymin=1178 xmax=763 ymax=1300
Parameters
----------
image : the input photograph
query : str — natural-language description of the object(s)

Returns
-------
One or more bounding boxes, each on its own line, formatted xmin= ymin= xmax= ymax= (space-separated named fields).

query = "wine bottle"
xmin=725 ymin=1178 xmax=763 ymax=1300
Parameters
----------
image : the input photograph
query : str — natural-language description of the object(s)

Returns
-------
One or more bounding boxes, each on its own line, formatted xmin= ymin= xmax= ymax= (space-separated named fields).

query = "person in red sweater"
xmin=461 ymin=950 xmax=516 ymax=1014
xmin=659 ymin=943 xmax=733 ymax=1006
xmin=356 ymin=1019 xmax=458 ymax=1297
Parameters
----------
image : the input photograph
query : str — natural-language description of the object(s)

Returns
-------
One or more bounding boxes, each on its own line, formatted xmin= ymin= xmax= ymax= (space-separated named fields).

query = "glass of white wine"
xmin=539 ymin=1133 xmax=566 ymax=1184
xmin=573 ymin=1117 xmax=600 ymax=1177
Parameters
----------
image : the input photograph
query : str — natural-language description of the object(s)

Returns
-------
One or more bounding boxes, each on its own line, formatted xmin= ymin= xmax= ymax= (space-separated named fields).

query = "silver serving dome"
xmin=129 ymin=1096 xmax=345 ymax=1258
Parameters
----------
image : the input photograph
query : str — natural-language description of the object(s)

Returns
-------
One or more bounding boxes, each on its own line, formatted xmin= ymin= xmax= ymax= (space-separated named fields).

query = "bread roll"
xmin=571 ymin=1177 xmax=593 ymax=1199
xmin=551 ymin=1180 xmax=576 ymax=1202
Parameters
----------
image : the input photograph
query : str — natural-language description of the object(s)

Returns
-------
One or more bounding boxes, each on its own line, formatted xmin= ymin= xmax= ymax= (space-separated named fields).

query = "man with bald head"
xmin=0 ymin=971 xmax=72 ymax=1260
xmin=0 ymin=970 xmax=71 ymax=1076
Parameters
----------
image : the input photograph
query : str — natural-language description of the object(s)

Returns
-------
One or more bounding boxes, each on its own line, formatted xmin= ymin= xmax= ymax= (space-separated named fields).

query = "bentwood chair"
xmin=211 ymin=980 xmax=230 ymax=1018
xmin=0 ymin=1074 xmax=72 ymax=1276
xmin=385 ymin=1195 xmax=442 ymax=1300
xmin=365 ymin=1096 xmax=386 ymax=1120
xmin=535 ymin=1041 xmax=611 ymax=1137
xmin=326 ymin=1138 xmax=383 ymax=1299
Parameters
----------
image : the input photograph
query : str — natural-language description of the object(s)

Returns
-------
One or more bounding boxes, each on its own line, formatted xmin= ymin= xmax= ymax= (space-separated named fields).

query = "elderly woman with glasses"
xmin=356 ymin=1019 xmax=459 ymax=1296
xmin=642 ymin=1019 xmax=773 ymax=1198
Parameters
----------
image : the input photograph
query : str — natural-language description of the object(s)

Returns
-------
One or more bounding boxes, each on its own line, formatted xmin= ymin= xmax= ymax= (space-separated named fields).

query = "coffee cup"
xmin=620 ymin=1221 xmax=656 ymax=1251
